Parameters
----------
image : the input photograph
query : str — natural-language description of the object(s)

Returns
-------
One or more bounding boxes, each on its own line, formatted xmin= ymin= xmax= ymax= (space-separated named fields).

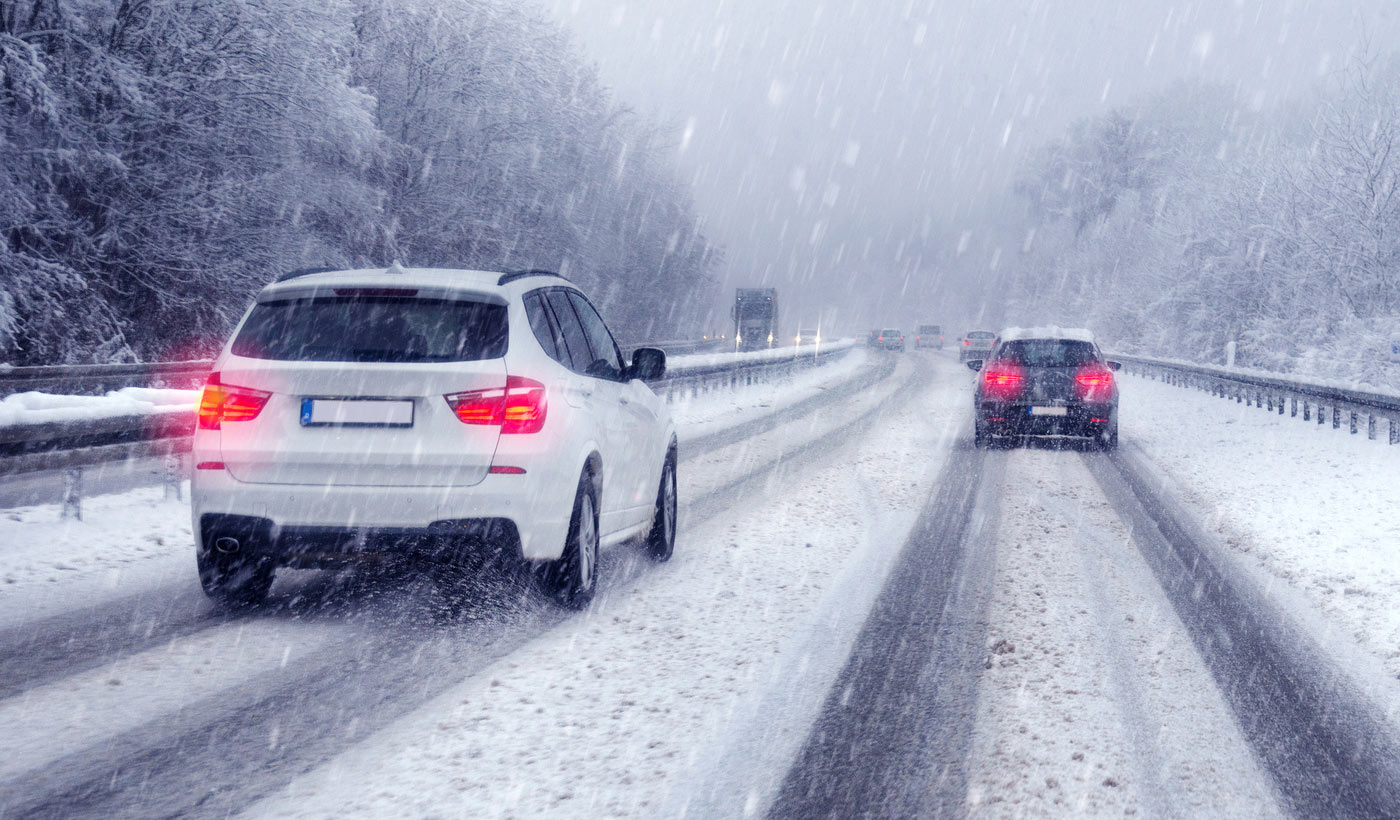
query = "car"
xmin=959 ymin=329 xmax=996 ymax=361
xmin=915 ymin=324 xmax=943 ymax=349
xmin=967 ymin=327 xmax=1120 ymax=449
xmin=796 ymin=328 xmax=820 ymax=345
xmin=873 ymin=328 xmax=905 ymax=351
xmin=866 ymin=329 xmax=880 ymax=347
xmin=190 ymin=266 xmax=678 ymax=610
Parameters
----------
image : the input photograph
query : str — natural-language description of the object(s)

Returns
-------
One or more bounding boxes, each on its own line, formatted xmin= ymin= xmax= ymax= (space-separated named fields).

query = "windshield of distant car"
xmin=231 ymin=296 xmax=508 ymax=362
xmin=995 ymin=339 xmax=1099 ymax=367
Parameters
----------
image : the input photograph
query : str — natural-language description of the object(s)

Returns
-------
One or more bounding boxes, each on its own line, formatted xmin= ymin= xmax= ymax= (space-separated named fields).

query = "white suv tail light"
xmin=198 ymin=373 xmax=272 ymax=430
xmin=444 ymin=376 xmax=547 ymax=434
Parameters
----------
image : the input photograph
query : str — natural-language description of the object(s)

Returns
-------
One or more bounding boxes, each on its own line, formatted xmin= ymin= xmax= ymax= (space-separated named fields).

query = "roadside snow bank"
xmin=0 ymin=484 xmax=195 ymax=627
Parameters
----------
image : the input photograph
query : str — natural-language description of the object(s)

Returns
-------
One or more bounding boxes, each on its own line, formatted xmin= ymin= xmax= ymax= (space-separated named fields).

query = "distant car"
xmin=959 ymin=330 xmax=996 ymax=361
xmin=873 ymin=328 xmax=905 ymax=351
xmin=866 ymin=329 xmax=880 ymax=347
xmin=967 ymin=327 xmax=1120 ymax=449
xmin=915 ymin=324 xmax=943 ymax=349
xmin=796 ymin=329 xmax=820 ymax=345
xmin=191 ymin=266 xmax=678 ymax=610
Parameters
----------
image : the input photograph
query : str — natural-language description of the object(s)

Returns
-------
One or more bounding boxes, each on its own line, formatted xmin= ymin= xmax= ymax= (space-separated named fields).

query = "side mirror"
xmin=628 ymin=347 xmax=666 ymax=381
xmin=1106 ymin=360 xmax=1122 ymax=371
xmin=966 ymin=360 xmax=984 ymax=372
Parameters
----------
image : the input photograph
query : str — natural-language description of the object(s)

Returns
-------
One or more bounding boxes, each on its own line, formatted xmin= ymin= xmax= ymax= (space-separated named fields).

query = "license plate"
xmin=301 ymin=398 xmax=414 ymax=427
xmin=1029 ymin=406 xmax=1069 ymax=417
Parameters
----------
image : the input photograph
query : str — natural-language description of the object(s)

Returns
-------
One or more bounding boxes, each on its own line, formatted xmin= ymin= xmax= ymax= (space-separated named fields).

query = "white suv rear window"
xmin=231 ymin=296 xmax=507 ymax=362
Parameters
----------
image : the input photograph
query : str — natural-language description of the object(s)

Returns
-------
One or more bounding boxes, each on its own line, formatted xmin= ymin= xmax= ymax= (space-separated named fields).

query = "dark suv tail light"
xmin=982 ymin=361 xmax=1024 ymax=401
xmin=1075 ymin=364 xmax=1114 ymax=401
xmin=198 ymin=373 xmax=271 ymax=430
xmin=445 ymin=376 xmax=547 ymax=434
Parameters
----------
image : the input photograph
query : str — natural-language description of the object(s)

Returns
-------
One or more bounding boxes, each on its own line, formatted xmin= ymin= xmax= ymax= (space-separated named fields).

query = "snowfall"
xmin=1 ymin=347 xmax=1398 ymax=818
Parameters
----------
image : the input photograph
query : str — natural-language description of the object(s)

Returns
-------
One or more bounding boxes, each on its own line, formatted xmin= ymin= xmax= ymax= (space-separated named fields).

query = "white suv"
xmin=191 ymin=266 xmax=678 ymax=609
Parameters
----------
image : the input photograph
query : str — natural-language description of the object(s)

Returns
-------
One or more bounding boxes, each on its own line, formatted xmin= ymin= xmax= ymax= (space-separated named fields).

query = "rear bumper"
xmin=197 ymin=513 xmax=520 ymax=569
xmin=191 ymin=469 xmax=572 ymax=562
xmin=977 ymin=402 xmax=1116 ymax=437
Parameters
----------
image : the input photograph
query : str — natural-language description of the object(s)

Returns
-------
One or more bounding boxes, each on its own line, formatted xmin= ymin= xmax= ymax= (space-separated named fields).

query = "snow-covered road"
xmin=2 ymin=350 xmax=1399 ymax=819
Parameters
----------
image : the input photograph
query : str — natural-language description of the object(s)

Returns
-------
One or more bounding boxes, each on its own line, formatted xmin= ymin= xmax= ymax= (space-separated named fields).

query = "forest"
xmin=0 ymin=0 xmax=718 ymax=365
xmin=1000 ymin=56 xmax=1400 ymax=389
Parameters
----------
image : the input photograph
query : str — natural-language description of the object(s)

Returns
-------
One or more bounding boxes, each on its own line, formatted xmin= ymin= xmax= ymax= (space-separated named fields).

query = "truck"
xmin=733 ymin=288 xmax=779 ymax=351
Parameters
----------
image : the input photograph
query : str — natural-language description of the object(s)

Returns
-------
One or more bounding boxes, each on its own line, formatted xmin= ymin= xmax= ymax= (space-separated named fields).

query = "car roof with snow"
xmin=997 ymin=326 xmax=1096 ymax=343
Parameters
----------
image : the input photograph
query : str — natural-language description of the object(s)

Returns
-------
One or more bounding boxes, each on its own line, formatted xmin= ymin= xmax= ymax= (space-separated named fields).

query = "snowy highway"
xmin=2 ymin=350 xmax=1399 ymax=819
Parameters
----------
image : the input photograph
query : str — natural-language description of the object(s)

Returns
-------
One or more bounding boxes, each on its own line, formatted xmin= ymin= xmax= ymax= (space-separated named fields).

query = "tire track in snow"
xmin=1087 ymin=447 xmax=1400 ymax=819
xmin=767 ymin=440 xmax=1002 ymax=820
xmin=964 ymin=449 xmax=1282 ymax=819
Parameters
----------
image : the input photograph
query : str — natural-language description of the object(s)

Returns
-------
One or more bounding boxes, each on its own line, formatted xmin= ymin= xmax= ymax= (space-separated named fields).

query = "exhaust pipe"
xmin=214 ymin=536 xmax=241 ymax=554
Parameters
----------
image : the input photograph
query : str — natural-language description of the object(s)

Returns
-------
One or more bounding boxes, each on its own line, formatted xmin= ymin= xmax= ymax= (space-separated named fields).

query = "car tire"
xmin=197 ymin=550 xmax=275 ymax=607
xmin=1100 ymin=421 xmax=1119 ymax=451
xmin=644 ymin=449 xmax=677 ymax=562
xmin=538 ymin=468 xmax=599 ymax=609
xmin=974 ymin=419 xmax=989 ymax=448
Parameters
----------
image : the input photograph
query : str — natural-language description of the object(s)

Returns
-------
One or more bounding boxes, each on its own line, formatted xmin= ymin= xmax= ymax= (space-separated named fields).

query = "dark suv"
xmin=967 ymin=329 xmax=1120 ymax=449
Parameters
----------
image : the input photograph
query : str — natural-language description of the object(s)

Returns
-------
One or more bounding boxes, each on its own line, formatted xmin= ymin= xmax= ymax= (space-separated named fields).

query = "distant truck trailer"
xmin=733 ymin=288 xmax=778 ymax=351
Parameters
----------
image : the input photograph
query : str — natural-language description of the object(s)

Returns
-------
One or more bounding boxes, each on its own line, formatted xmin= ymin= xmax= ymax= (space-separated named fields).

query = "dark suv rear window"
xmin=231 ymin=296 xmax=507 ymax=362
xmin=996 ymin=339 xmax=1099 ymax=367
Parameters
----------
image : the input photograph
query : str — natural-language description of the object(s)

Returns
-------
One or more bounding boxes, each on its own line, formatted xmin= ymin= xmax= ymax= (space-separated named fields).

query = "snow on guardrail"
xmin=666 ymin=339 xmax=854 ymax=375
xmin=0 ymin=388 xmax=200 ymax=428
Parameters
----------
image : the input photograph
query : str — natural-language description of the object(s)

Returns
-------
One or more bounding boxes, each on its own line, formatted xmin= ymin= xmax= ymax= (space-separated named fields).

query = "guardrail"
xmin=0 ymin=360 xmax=214 ymax=397
xmin=0 ymin=339 xmax=730 ymax=399
xmin=1114 ymin=353 xmax=1400 ymax=446
xmin=0 ymin=340 xmax=853 ymax=516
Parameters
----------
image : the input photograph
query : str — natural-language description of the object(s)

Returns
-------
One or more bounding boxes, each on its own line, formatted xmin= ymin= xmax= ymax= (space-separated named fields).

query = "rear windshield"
xmin=918 ymin=325 xmax=940 ymax=333
xmin=967 ymin=331 xmax=995 ymax=339
xmin=881 ymin=329 xmax=901 ymax=335
xmin=996 ymin=339 xmax=1099 ymax=367
xmin=231 ymin=296 xmax=507 ymax=362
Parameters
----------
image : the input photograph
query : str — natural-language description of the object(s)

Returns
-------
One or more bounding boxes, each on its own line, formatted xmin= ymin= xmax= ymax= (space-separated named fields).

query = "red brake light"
xmin=982 ymin=361 xmax=1024 ymax=401
xmin=501 ymin=377 xmax=547 ymax=434
xmin=198 ymin=373 xmax=271 ymax=430
xmin=963 ymin=339 xmax=972 ymax=345
xmin=444 ymin=376 xmax=547 ymax=434
xmin=1075 ymin=364 xmax=1114 ymax=400
xmin=445 ymin=387 xmax=502 ymax=425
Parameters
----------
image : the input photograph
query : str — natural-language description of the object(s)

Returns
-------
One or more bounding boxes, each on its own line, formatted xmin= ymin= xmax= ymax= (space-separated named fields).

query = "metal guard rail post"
xmin=1112 ymin=353 xmax=1400 ymax=446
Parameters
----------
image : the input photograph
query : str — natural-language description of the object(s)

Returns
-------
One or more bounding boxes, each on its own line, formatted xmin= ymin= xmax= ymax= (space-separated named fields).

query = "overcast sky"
xmin=546 ymin=0 xmax=1399 ymax=332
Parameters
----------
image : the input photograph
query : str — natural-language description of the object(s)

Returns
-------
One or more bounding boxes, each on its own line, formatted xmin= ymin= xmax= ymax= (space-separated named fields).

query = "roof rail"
xmin=497 ymin=269 xmax=569 ymax=287
xmin=275 ymin=266 xmax=342 ymax=282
